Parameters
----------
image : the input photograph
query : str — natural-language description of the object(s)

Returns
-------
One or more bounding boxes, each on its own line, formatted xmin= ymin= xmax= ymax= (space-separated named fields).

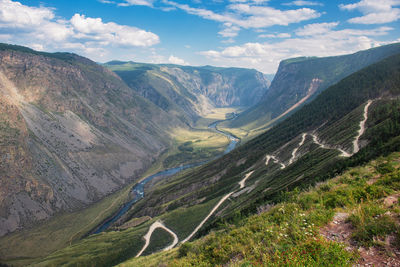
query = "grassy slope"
xmin=121 ymin=152 xmax=400 ymax=266
xmin=223 ymin=42 xmax=400 ymax=140
xmin=0 ymin=183 xmax=132 ymax=266
xmin=121 ymin=54 xmax=400 ymax=230
xmin=3 ymin=50 xmax=398 ymax=267
xmin=31 ymin=198 xmax=220 ymax=266
xmin=106 ymin=54 xmax=400 ymax=266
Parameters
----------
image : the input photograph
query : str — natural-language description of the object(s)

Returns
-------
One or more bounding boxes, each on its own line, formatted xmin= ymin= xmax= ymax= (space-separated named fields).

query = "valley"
xmin=0 ymin=42 xmax=400 ymax=267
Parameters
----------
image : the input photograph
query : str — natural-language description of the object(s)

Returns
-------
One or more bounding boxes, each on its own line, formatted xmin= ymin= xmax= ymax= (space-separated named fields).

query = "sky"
xmin=0 ymin=0 xmax=399 ymax=74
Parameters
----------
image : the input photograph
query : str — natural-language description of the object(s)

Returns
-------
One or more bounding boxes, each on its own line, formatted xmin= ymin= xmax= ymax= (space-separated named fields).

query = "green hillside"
xmin=27 ymin=53 xmax=400 ymax=266
xmin=226 ymin=42 xmax=400 ymax=140
xmin=123 ymin=151 xmax=400 ymax=266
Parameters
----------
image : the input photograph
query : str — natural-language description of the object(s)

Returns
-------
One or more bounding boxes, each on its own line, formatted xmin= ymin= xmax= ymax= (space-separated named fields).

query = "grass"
xmin=142 ymin=228 xmax=174 ymax=256
xmin=0 ymin=180 xmax=133 ymax=266
xmin=120 ymin=152 xmax=400 ymax=266
xmin=198 ymin=107 xmax=251 ymax=141
xmin=160 ymin=198 xmax=220 ymax=240
xmin=118 ymin=249 xmax=179 ymax=267
xmin=27 ymin=194 xmax=220 ymax=266
xmin=161 ymin=127 xmax=229 ymax=168
xmin=33 ymin=223 xmax=149 ymax=267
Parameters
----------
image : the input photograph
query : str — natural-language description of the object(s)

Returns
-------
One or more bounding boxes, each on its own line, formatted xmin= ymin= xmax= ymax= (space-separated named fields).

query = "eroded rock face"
xmin=0 ymin=46 xmax=183 ymax=236
xmin=161 ymin=66 xmax=270 ymax=108
xmin=109 ymin=63 xmax=270 ymax=124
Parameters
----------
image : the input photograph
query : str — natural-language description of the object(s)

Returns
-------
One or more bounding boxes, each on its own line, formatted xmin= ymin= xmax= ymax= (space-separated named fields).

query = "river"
xmin=91 ymin=118 xmax=239 ymax=234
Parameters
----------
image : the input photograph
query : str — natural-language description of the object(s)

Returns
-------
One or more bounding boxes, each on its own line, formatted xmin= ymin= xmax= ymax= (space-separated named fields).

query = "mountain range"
xmin=104 ymin=61 xmax=270 ymax=126
xmin=0 ymin=42 xmax=400 ymax=266
xmin=226 ymin=43 xmax=400 ymax=139
xmin=0 ymin=43 xmax=269 ymax=239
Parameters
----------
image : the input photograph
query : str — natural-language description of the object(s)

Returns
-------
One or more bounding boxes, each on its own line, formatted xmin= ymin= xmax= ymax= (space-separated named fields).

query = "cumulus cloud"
xmin=163 ymin=1 xmax=320 ymax=29
xmin=295 ymin=22 xmax=339 ymax=36
xmin=118 ymin=0 xmax=154 ymax=7
xmin=0 ymin=0 xmax=159 ymax=59
xmin=283 ymin=1 xmax=323 ymax=6
xmin=70 ymin=14 xmax=159 ymax=47
xmin=339 ymin=0 xmax=400 ymax=24
xmin=161 ymin=0 xmax=320 ymax=42
xmin=0 ymin=0 xmax=54 ymax=27
xmin=258 ymin=33 xmax=291 ymax=38
xmin=168 ymin=55 xmax=188 ymax=65
xmin=199 ymin=25 xmax=395 ymax=73
xmin=219 ymin=23 xmax=241 ymax=37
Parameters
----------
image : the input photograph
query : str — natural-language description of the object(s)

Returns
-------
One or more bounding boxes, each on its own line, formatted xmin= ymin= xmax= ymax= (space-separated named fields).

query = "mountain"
xmin=228 ymin=42 xmax=400 ymax=134
xmin=104 ymin=62 xmax=270 ymax=125
xmin=0 ymin=43 xmax=186 ymax=237
xmin=27 ymin=52 xmax=400 ymax=266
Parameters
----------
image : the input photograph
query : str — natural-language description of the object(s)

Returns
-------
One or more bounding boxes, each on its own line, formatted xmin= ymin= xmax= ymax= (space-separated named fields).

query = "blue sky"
xmin=1 ymin=0 xmax=399 ymax=73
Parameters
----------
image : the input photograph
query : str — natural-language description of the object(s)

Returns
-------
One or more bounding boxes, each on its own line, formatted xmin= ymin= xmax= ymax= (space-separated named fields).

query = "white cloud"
xmin=0 ymin=0 xmax=159 ymax=59
xmin=258 ymin=33 xmax=291 ymax=38
xmin=295 ymin=22 xmax=339 ymax=36
xmin=227 ymin=4 xmax=321 ymax=28
xmin=0 ymin=0 xmax=54 ymax=27
xmin=283 ymin=1 xmax=323 ymax=6
xmin=168 ymin=55 xmax=188 ymax=65
xmin=218 ymin=23 xmax=241 ymax=37
xmin=162 ymin=0 xmax=320 ymax=42
xmin=199 ymin=25 xmax=395 ymax=73
xmin=118 ymin=0 xmax=154 ymax=7
xmin=98 ymin=0 xmax=115 ymax=4
xmin=339 ymin=0 xmax=400 ymax=24
xmin=229 ymin=0 xmax=270 ymax=3
xmin=70 ymin=14 xmax=159 ymax=47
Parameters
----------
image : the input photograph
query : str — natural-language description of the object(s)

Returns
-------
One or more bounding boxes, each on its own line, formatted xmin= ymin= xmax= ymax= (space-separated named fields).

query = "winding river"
xmin=91 ymin=118 xmax=239 ymax=234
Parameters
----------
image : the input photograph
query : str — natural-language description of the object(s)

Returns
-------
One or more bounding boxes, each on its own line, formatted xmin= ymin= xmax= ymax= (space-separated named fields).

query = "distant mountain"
xmin=0 ymin=43 xmax=184 ymax=236
xmin=229 ymin=43 xmax=400 ymax=132
xmin=104 ymin=62 xmax=270 ymax=125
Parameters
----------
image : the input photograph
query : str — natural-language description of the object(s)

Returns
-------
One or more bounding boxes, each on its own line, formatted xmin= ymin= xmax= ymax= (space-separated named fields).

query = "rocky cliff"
xmin=105 ymin=62 xmax=270 ymax=125
xmin=0 ymin=44 xmax=183 ymax=236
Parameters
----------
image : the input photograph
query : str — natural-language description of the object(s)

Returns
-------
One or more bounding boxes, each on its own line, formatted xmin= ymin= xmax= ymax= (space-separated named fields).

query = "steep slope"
xmin=122 ymin=53 xmax=400 ymax=227
xmin=0 ymin=43 xmax=184 ymax=237
xmin=30 ymin=53 xmax=400 ymax=267
xmin=229 ymin=42 xmax=400 ymax=133
xmin=105 ymin=62 xmax=270 ymax=125
xmin=125 ymin=152 xmax=400 ymax=266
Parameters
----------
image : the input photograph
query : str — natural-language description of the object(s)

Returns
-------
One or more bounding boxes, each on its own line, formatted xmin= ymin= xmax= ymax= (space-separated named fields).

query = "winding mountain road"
xmin=289 ymin=133 xmax=307 ymax=164
xmin=353 ymin=100 xmax=373 ymax=154
xmin=265 ymin=155 xmax=286 ymax=169
xmin=181 ymin=170 xmax=255 ymax=243
xmin=239 ymin=171 xmax=255 ymax=189
xmin=136 ymin=100 xmax=374 ymax=256
xmin=181 ymin=192 xmax=234 ymax=244
xmin=310 ymin=133 xmax=351 ymax=157
xmin=135 ymin=221 xmax=178 ymax=258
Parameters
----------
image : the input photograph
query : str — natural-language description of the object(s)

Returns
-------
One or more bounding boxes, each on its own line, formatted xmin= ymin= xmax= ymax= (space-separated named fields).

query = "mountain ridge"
xmin=104 ymin=61 xmax=270 ymax=125
xmin=0 ymin=44 xmax=185 ymax=237
xmin=228 ymin=42 xmax=400 ymax=134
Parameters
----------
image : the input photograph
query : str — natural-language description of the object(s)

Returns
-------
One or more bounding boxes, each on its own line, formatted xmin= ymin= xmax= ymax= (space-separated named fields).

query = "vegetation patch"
xmin=120 ymin=152 xmax=400 ymax=266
